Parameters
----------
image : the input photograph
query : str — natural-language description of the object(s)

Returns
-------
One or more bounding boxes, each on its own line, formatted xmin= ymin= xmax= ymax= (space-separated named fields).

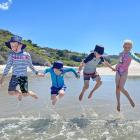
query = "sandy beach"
xmin=0 ymin=65 xmax=47 ymax=75
xmin=97 ymin=60 xmax=140 ymax=76
xmin=0 ymin=60 xmax=140 ymax=76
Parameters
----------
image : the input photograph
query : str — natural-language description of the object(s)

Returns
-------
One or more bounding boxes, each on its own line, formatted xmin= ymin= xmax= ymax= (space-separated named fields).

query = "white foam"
xmin=77 ymin=138 xmax=88 ymax=140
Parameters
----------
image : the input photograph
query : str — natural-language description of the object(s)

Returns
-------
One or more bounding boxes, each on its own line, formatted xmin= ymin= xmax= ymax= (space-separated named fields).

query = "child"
xmin=0 ymin=35 xmax=39 ymax=101
xmin=78 ymin=45 xmax=115 ymax=101
xmin=115 ymin=40 xmax=140 ymax=112
xmin=39 ymin=61 xmax=79 ymax=105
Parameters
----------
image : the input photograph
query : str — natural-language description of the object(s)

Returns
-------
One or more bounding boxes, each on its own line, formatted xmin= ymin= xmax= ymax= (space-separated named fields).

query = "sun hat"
xmin=5 ymin=35 xmax=26 ymax=49
xmin=53 ymin=61 xmax=64 ymax=70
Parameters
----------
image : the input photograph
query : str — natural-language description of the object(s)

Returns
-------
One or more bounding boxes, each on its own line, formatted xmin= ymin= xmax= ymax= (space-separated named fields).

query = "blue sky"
xmin=0 ymin=0 xmax=140 ymax=54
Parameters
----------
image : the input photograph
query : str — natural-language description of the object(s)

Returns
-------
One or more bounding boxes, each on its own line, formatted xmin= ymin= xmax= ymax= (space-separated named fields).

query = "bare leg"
xmin=16 ymin=90 xmax=23 ymax=101
xmin=8 ymin=91 xmax=19 ymax=96
xmin=8 ymin=90 xmax=23 ymax=101
xmin=51 ymin=94 xmax=58 ymax=105
xmin=118 ymin=72 xmax=135 ymax=108
xmin=116 ymin=87 xmax=121 ymax=112
xmin=121 ymin=88 xmax=135 ymax=108
xmin=116 ymin=71 xmax=134 ymax=111
xmin=115 ymin=72 xmax=121 ymax=112
xmin=88 ymin=77 xmax=102 ymax=99
xmin=58 ymin=90 xmax=65 ymax=99
xmin=28 ymin=91 xmax=38 ymax=99
xmin=79 ymin=80 xmax=89 ymax=101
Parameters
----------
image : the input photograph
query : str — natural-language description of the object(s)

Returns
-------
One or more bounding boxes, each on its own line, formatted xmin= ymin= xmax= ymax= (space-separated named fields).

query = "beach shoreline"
xmin=0 ymin=60 xmax=140 ymax=76
xmin=97 ymin=60 xmax=140 ymax=76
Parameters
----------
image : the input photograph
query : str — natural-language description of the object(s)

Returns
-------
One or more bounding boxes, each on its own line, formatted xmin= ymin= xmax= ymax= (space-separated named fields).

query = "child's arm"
xmin=3 ymin=54 xmax=13 ymax=76
xmin=27 ymin=54 xmax=39 ymax=75
xmin=0 ymin=54 xmax=13 ymax=86
xmin=129 ymin=52 xmax=140 ymax=63
xmin=102 ymin=60 xmax=116 ymax=71
xmin=38 ymin=68 xmax=50 ymax=77
xmin=64 ymin=68 xmax=80 ymax=78
xmin=78 ymin=62 xmax=85 ymax=73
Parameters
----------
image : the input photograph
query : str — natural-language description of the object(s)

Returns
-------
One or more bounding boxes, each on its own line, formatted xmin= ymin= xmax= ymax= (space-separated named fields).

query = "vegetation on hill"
xmin=0 ymin=29 xmax=87 ymax=66
xmin=2 ymin=29 xmax=139 ymax=67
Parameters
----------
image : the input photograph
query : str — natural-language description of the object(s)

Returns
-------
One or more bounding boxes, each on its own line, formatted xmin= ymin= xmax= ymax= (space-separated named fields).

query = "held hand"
xmin=37 ymin=73 xmax=45 ymax=77
xmin=77 ymin=71 xmax=81 ymax=75
xmin=112 ymin=68 xmax=116 ymax=72
xmin=76 ymin=72 xmax=80 ymax=79
xmin=47 ymin=62 xmax=52 ymax=67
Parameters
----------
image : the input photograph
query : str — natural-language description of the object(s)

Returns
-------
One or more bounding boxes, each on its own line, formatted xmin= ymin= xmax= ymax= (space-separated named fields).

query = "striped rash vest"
xmin=3 ymin=51 xmax=38 ymax=77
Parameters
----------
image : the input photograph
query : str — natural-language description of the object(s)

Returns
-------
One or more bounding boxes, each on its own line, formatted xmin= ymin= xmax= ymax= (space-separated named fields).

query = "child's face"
xmin=53 ymin=68 xmax=61 ymax=75
xmin=123 ymin=43 xmax=132 ymax=52
xmin=10 ymin=42 xmax=22 ymax=53
xmin=95 ymin=52 xmax=102 ymax=58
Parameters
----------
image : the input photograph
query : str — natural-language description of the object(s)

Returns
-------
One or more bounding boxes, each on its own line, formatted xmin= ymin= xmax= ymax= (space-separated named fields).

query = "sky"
xmin=0 ymin=0 xmax=140 ymax=54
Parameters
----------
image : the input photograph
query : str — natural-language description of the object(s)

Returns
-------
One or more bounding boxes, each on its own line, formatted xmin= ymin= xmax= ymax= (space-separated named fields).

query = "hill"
xmin=0 ymin=29 xmax=131 ymax=67
xmin=0 ymin=29 xmax=88 ymax=66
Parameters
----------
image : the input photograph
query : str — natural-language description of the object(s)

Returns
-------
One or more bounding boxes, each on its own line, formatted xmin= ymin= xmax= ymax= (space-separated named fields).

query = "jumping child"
xmin=39 ymin=61 xmax=79 ymax=105
xmin=0 ymin=35 xmax=39 ymax=101
xmin=78 ymin=45 xmax=115 ymax=101
xmin=115 ymin=40 xmax=140 ymax=112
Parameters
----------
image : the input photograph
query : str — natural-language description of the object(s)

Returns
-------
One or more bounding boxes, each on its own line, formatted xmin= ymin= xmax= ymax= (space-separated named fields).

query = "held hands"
xmin=111 ymin=67 xmax=116 ymax=72
xmin=37 ymin=73 xmax=45 ymax=77
xmin=76 ymin=71 xmax=80 ymax=79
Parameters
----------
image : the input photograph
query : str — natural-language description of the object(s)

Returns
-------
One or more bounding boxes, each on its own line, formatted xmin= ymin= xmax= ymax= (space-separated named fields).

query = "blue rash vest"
xmin=44 ymin=67 xmax=78 ymax=88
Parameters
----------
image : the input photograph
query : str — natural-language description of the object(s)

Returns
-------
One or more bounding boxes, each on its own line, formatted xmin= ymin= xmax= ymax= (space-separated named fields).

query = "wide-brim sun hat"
xmin=5 ymin=35 xmax=26 ymax=50
xmin=53 ymin=61 xmax=64 ymax=70
xmin=91 ymin=44 xmax=104 ymax=55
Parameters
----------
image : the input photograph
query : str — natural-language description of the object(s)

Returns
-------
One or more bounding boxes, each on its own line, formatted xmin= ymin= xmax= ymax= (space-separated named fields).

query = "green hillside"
xmin=2 ymin=29 xmax=140 ymax=67
xmin=0 ymin=29 xmax=87 ymax=66
xmin=2 ymin=29 xmax=133 ymax=67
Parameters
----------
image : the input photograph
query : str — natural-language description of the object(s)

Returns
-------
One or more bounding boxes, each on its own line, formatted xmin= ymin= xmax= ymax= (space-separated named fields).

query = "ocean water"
xmin=0 ymin=73 xmax=140 ymax=140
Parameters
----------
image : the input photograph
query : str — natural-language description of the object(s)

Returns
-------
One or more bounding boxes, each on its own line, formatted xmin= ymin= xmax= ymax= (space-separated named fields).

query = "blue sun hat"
xmin=53 ymin=61 xmax=64 ymax=70
xmin=91 ymin=44 xmax=104 ymax=55
xmin=5 ymin=35 xmax=26 ymax=49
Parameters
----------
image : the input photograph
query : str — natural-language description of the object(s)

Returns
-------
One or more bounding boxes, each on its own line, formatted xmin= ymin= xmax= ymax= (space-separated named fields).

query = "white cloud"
xmin=0 ymin=0 xmax=12 ymax=10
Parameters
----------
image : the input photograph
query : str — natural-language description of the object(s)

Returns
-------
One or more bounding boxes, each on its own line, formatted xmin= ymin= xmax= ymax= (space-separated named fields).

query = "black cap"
xmin=94 ymin=45 xmax=104 ymax=55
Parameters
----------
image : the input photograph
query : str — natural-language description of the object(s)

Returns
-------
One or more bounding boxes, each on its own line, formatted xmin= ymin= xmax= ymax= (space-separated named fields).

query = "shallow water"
xmin=0 ymin=73 xmax=140 ymax=140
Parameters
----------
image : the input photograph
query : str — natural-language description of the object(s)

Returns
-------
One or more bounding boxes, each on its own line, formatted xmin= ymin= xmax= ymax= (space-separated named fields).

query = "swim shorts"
xmin=8 ymin=75 xmax=28 ymax=93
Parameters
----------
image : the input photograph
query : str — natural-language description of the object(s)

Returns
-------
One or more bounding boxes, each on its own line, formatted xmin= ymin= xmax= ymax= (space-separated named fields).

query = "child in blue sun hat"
xmin=0 ymin=35 xmax=39 ymax=101
xmin=39 ymin=61 xmax=80 ymax=105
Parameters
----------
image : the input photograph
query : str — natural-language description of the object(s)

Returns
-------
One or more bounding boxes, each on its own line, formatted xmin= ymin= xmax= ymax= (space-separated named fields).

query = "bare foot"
xmin=18 ymin=94 xmax=22 ymax=101
xmin=117 ymin=104 xmax=120 ymax=112
xmin=22 ymin=93 xmax=29 ymax=97
xmin=88 ymin=91 xmax=93 ymax=99
xmin=29 ymin=91 xmax=38 ymax=99
xmin=79 ymin=93 xmax=84 ymax=101
xmin=130 ymin=99 xmax=135 ymax=108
